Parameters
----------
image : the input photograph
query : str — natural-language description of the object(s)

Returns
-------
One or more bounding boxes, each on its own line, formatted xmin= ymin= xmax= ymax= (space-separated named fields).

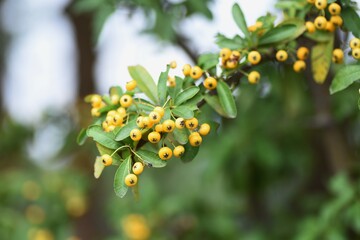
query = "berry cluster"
xmin=306 ymin=1 xmax=343 ymax=32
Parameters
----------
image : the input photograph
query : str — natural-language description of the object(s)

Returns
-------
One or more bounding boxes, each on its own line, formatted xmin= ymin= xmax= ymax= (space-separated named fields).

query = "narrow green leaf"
xmin=180 ymin=142 xmax=199 ymax=163
xmin=198 ymin=53 xmax=219 ymax=70
xmin=128 ymin=65 xmax=158 ymax=103
xmin=330 ymin=65 xmax=360 ymax=94
xmin=77 ymin=128 xmax=88 ymax=145
xmin=98 ymin=105 xmax=117 ymax=114
xmin=87 ymin=125 xmax=120 ymax=149
xmin=232 ymin=3 xmax=250 ymax=39
xmin=217 ymin=81 xmax=237 ymax=118
xmin=114 ymin=155 xmax=131 ymax=198
xmin=115 ymin=119 xmax=137 ymax=141
xmin=173 ymin=128 xmax=189 ymax=145
xmin=94 ymin=156 xmax=105 ymax=179
xmin=204 ymin=94 xmax=228 ymax=117
xmin=171 ymin=106 xmax=194 ymax=119
xmin=168 ymin=76 xmax=184 ymax=99
xmin=174 ymin=86 xmax=200 ymax=106
xmin=342 ymin=7 xmax=360 ymax=38
xmin=183 ymin=92 xmax=203 ymax=106
xmin=96 ymin=143 xmax=121 ymax=165
xmin=259 ymin=23 xmax=305 ymax=45
xmin=215 ymin=33 xmax=246 ymax=49
xmin=311 ymin=37 xmax=333 ymax=84
xmin=136 ymin=149 xmax=167 ymax=168
xmin=109 ymin=86 xmax=123 ymax=96
xmin=158 ymin=65 xmax=170 ymax=104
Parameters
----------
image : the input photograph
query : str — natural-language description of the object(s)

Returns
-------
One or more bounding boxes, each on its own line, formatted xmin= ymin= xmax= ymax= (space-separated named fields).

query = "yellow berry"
xmin=106 ymin=125 xmax=115 ymax=132
xmin=111 ymin=94 xmax=120 ymax=104
xmin=132 ymin=162 xmax=144 ymax=175
xmin=101 ymin=154 xmax=113 ymax=166
xmin=148 ymin=131 xmax=161 ymax=143
xmin=203 ymin=77 xmax=217 ymax=90
xmin=125 ymin=174 xmax=138 ymax=187
xmin=158 ymin=147 xmax=172 ymax=160
xmin=225 ymin=60 xmax=238 ymax=69
xmin=199 ymin=123 xmax=211 ymax=136
xmin=332 ymin=48 xmax=344 ymax=63
xmin=190 ymin=66 xmax=203 ymax=80
xmin=248 ymin=25 xmax=257 ymax=32
xmin=112 ymin=113 xmax=123 ymax=126
xmin=297 ymin=47 xmax=309 ymax=60
xmin=305 ymin=21 xmax=316 ymax=33
xmin=175 ymin=118 xmax=185 ymax=129
xmin=255 ymin=21 xmax=263 ymax=28
xmin=182 ymin=64 xmax=191 ymax=76
xmin=149 ymin=111 xmax=161 ymax=124
xmin=247 ymin=51 xmax=261 ymax=65
xmin=142 ymin=117 xmax=153 ymax=128
xmin=325 ymin=21 xmax=335 ymax=32
xmin=330 ymin=15 xmax=343 ymax=26
xmin=136 ymin=116 xmax=145 ymax=128
xmin=170 ymin=61 xmax=177 ymax=69
xmin=350 ymin=38 xmax=360 ymax=49
xmin=189 ymin=133 xmax=202 ymax=147
xmin=315 ymin=0 xmax=327 ymax=10
xmin=231 ymin=50 xmax=241 ymax=60
xmin=314 ymin=16 xmax=327 ymax=30
xmin=248 ymin=71 xmax=260 ymax=84
xmin=220 ymin=48 xmax=232 ymax=60
xmin=167 ymin=76 xmax=176 ymax=87
xmin=276 ymin=50 xmax=288 ymax=62
xmin=130 ymin=129 xmax=142 ymax=141
xmin=102 ymin=121 xmax=109 ymax=130
xmin=307 ymin=0 xmax=315 ymax=4
xmin=107 ymin=110 xmax=117 ymax=117
xmin=155 ymin=124 xmax=163 ymax=133
xmin=173 ymin=146 xmax=185 ymax=157
xmin=117 ymin=107 xmax=126 ymax=116
xmin=91 ymin=95 xmax=102 ymax=108
xmin=153 ymin=107 xmax=165 ymax=117
xmin=185 ymin=118 xmax=198 ymax=130
xmin=293 ymin=60 xmax=306 ymax=72
xmin=126 ymin=80 xmax=137 ymax=91
xmin=120 ymin=94 xmax=132 ymax=108
xmin=328 ymin=3 xmax=341 ymax=15
xmin=352 ymin=48 xmax=360 ymax=60
xmin=91 ymin=108 xmax=100 ymax=117
xmin=162 ymin=120 xmax=175 ymax=133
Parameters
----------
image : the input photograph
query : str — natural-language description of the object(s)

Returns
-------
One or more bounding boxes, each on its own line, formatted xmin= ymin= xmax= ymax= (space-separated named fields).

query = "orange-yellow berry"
xmin=248 ymin=71 xmax=260 ymax=84
xmin=155 ymin=124 xmax=163 ymax=133
xmin=111 ymin=94 xmax=120 ymax=104
xmin=170 ymin=61 xmax=177 ymax=69
xmin=350 ymin=38 xmax=360 ymax=49
xmin=297 ymin=47 xmax=309 ymax=60
xmin=307 ymin=0 xmax=315 ymax=4
xmin=231 ymin=50 xmax=241 ymax=60
xmin=91 ymin=95 xmax=102 ymax=108
xmin=167 ymin=76 xmax=176 ymax=87
xmin=203 ymin=77 xmax=217 ymax=90
xmin=190 ymin=66 xmax=203 ymax=80
xmin=185 ymin=118 xmax=198 ymax=130
xmin=293 ymin=60 xmax=306 ymax=72
xmin=332 ymin=48 xmax=344 ymax=64
xmin=125 ymin=174 xmax=138 ymax=187
xmin=142 ymin=117 xmax=153 ymax=128
xmin=120 ymin=94 xmax=132 ymax=108
xmin=276 ymin=50 xmax=288 ymax=62
xmin=101 ymin=154 xmax=113 ymax=166
xmin=248 ymin=51 xmax=261 ymax=65
xmin=220 ymin=48 xmax=232 ymax=60
xmin=173 ymin=146 xmax=185 ymax=157
xmin=158 ymin=147 xmax=172 ymax=160
xmin=149 ymin=111 xmax=161 ymax=124
xmin=225 ymin=60 xmax=238 ymax=69
xmin=162 ymin=120 xmax=175 ymax=133
xmin=132 ymin=162 xmax=144 ymax=175
xmin=136 ymin=116 xmax=145 ymax=128
xmin=189 ymin=133 xmax=202 ymax=147
xmin=305 ymin=21 xmax=316 ymax=33
xmin=182 ymin=64 xmax=191 ymax=76
xmin=153 ymin=107 xmax=165 ymax=117
xmin=325 ymin=21 xmax=335 ymax=32
xmin=126 ymin=80 xmax=137 ymax=91
xmin=148 ymin=131 xmax=161 ymax=143
xmin=175 ymin=118 xmax=185 ymax=129
xmin=199 ymin=123 xmax=211 ymax=136
xmin=314 ymin=16 xmax=327 ymax=30
xmin=328 ymin=3 xmax=341 ymax=15
xmin=330 ymin=15 xmax=343 ymax=26
xmin=315 ymin=0 xmax=327 ymax=10
xmin=130 ymin=129 xmax=142 ymax=141
xmin=91 ymin=108 xmax=100 ymax=117
xmin=352 ymin=48 xmax=360 ymax=60
xmin=117 ymin=107 xmax=126 ymax=116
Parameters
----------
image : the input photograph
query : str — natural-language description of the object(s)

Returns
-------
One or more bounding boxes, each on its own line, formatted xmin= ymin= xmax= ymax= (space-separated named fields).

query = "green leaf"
xmin=204 ymin=94 xmax=228 ymax=117
xmin=217 ymin=81 xmax=237 ymax=118
xmin=174 ymin=86 xmax=200 ymax=106
xmin=128 ymin=65 xmax=158 ymax=104
xmin=215 ymin=34 xmax=246 ymax=49
xmin=168 ymin=76 xmax=184 ymax=99
xmin=198 ymin=53 xmax=219 ymax=70
xmin=87 ymin=125 xmax=120 ymax=149
xmin=330 ymin=65 xmax=360 ymax=94
xmin=115 ymin=119 xmax=137 ymax=141
xmin=94 ymin=156 xmax=105 ymax=179
xmin=173 ymin=128 xmax=189 ymax=145
xmin=358 ymin=98 xmax=360 ymax=110
xmin=114 ymin=155 xmax=131 ymax=198
xmin=232 ymin=3 xmax=250 ymax=39
xmin=93 ymin=5 xmax=114 ymax=44
xmin=96 ymin=143 xmax=121 ymax=165
xmin=342 ymin=7 xmax=360 ymax=38
xmin=180 ymin=142 xmax=200 ymax=163
xmin=304 ymin=30 xmax=333 ymax=43
xmin=72 ymin=0 xmax=103 ymax=13
xmin=171 ymin=106 xmax=194 ymax=119
xmin=183 ymin=92 xmax=203 ymax=106
xmin=98 ymin=104 xmax=117 ymax=114
xmin=311 ymin=37 xmax=333 ymax=84
xmin=158 ymin=65 xmax=170 ymax=105
xmin=109 ymin=86 xmax=123 ymax=96
xmin=77 ymin=128 xmax=88 ymax=145
xmin=136 ymin=149 xmax=167 ymax=168
xmin=259 ymin=21 xmax=305 ymax=45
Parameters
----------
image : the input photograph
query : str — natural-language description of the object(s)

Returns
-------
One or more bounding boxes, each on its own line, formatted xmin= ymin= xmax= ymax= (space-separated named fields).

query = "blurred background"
xmin=1 ymin=0 xmax=360 ymax=239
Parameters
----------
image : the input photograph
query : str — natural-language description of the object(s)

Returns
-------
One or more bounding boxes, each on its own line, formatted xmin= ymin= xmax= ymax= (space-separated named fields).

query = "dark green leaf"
xmin=171 ymin=106 xmax=194 ymax=119
xmin=342 ymin=7 xmax=360 ymax=38
xmin=168 ymin=76 xmax=184 ymax=99
xmin=115 ymin=119 xmax=137 ymax=141
xmin=232 ymin=3 xmax=250 ymax=39
xmin=215 ymin=34 xmax=246 ymax=49
xmin=330 ymin=65 xmax=360 ymax=94
xmin=174 ymin=86 xmax=200 ymax=106
xmin=198 ymin=53 xmax=219 ymax=70
xmin=204 ymin=94 xmax=228 ymax=117
xmin=217 ymin=81 xmax=237 ymax=118
xmin=113 ymin=155 xmax=131 ymax=198
xmin=183 ymin=92 xmax=203 ymax=106
xmin=87 ymin=125 xmax=120 ymax=149
xmin=180 ymin=142 xmax=200 ymax=163
xmin=136 ymin=149 xmax=167 ymax=168
xmin=128 ymin=65 xmax=158 ymax=104
xmin=259 ymin=21 xmax=305 ymax=45
xmin=77 ymin=128 xmax=88 ymax=145
xmin=158 ymin=65 xmax=170 ymax=104
xmin=173 ymin=128 xmax=189 ymax=145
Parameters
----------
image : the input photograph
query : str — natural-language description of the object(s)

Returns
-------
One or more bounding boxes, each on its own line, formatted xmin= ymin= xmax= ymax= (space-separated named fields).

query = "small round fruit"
xmin=328 ymin=3 xmax=341 ymax=15
xmin=247 ymin=51 xmax=261 ymax=65
xmin=149 ymin=111 xmax=161 ymax=124
xmin=148 ymin=131 xmax=161 ymax=143
xmin=170 ymin=61 xmax=177 ymax=69
xmin=305 ymin=21 xmax=316 ymax=33
xmin=248 ymin=25 xmax=257 ymax=32
xmin=91 ymin=95 xmax=102 ymax=108
xmin=106 ymin=125 xmax=115 ymax=132
xmin=225 ymin=60 xmax=238 ymax=69
xmin=91 ymin=108 xmax=100 ymax=117
xmin=203 ymin=77 xmax=217 ymax=90
xmin=136 ymin=116 xmax=145 ymax=128
xmin=120 ymin=94 xmax=133 ymax=108
xmin=255 ymin=21 xmax=263 ymax=28
xmin=182 ymin=64 xmax=191 ymax=76
xmin=117 ymin=107 xmax=126 ymax=116
xmin=352 ymin=48 xmax=360 ymax=60
xmin=350 ymin=38 xmax=360 ymax=49
xmin=175 ymin=118 xmax=185 ymax=129
xmin=162 ymin=120 xmax=175 ymax=132
xmin=325 ymin=21 xmax=335 ymax=32
xmin=220 ymin=48 xmax=232 ymax=60
xmin=132 ymin=162 xmax=144 ymax=175
xmin=130 ymin=129 xmax=142 ymax=141
xmin=111 ymin=94 xmax=120 ymax=104
xmin=158 ymin=147 xmax=172 ymax=160
xmin=231 ymin=50 xmax=241 ymax=60
xmin=199 ymin=123 xmax=211 ymax=136
xmin=107 ymin=110 xmax=117 ymax=117
xmin=314 ymin=16 xmax=327 ymax=30
xmin=330 ymin=15 xmax=343 ymax=26
xmin=125 ymin=174 xmax=138 ymax=187
xmin=173 ymin=146 xmax=185 ymax=157
xmin=185 ymin=118 xmax=199 ymax=130
xmin=113 ymin=114 xmax=123 ymax=126
xmin=189 ymin=134 xmax=202 ymax=147
xmin=248 ymin=71 xmax=260 ymax=84
xmin=153 ymin=107 xmax=165 ymax=117
xmin=126 ymin=80 xmax=137 ymax=91
xmin=102 ymin=154 xmax=113 ymax=166
xmin=142 ymin=117 xmax=153 ymax=128
xmin=315 ymin=0 xmax=327 ymax=10
xmin=167 ymin=76 xmax=176 ymax=87
xmin=155 ymin=124 xmax=163 ymax=133
xmin=293 ymin=60 xmax=306 ymax=72
xmin=190 ymin=66 xmax=203 ymax=80
xmin=276 ymin=50 xmax=288 ymax=62
xmin=332 ymin=48 xmax=344 ymax=63
xmin=307 ymin=0 xmax=315 ymax=4
xmin=297 ymin=47 xmax=309 ymax=60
